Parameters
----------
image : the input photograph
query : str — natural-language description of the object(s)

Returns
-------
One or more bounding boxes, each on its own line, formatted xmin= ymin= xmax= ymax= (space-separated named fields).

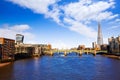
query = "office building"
xmin=97 ymin=22 xmax=103 ymax=45
xmin=16 ymin=34 xmax=24 ymax=44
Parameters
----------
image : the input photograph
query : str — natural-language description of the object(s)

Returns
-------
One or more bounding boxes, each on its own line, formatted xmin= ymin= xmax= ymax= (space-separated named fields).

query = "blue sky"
xmin=0 ymin=0 xmax=120 ymax=49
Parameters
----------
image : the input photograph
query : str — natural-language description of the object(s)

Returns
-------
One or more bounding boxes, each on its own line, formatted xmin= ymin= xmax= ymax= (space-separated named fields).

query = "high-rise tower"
xmin=97 ymin=22 xmax=103 ymax=45
xmin=16 ymin=34 xmax=24 ymax=44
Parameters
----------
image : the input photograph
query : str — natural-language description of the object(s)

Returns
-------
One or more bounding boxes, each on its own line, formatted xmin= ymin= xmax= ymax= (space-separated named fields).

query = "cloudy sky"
xmin=0 ymin=0 xmax=120 ymax=49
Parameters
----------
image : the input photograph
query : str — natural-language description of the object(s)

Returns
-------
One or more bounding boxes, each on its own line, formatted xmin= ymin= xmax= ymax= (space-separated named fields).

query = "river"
xmin=0 ymin=53 xmax=120 ymax=80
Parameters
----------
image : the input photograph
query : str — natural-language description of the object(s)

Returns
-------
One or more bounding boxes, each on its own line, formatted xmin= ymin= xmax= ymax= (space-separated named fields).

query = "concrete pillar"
xmin=50 ymin=51 xmax=53 ymax=56
xmin=87 ymin=50 xmax=88 ymax=55
xmin=93 ymin=50 xmax=96 ymax=56
xmin=79 ymin=50 xmax=82 ymax=56
xmin=64 ymin=51 xmax=67 ymax=56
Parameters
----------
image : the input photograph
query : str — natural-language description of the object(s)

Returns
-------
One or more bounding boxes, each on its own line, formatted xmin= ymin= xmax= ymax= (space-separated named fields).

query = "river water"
xmin=0 ymin=53 xmax=120 ymax=80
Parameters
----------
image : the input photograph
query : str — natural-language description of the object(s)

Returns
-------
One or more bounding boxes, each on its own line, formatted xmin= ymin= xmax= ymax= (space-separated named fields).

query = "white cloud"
xmin=46 ymin=4 xmax=61 ymax=24
xmin=115 ymin=19 xmax=120 ymax=22
xmin=8 ymin=0 xmax=62 ymax=24
xmin=10 ymin=24 xmax=30 ymax=32
xmin=63 ymin=0 xmax=115 ymax=21
xmin=62 ymin=0 xmax=117 ymax=38
xmin=69 ymin=22 xmax=97 ymax=38
xmin=8 ymin=0 xmax=58 ymax=14
xmin=0 ymin=24 xmax=35 ymax=43
xmin=109 ymin=26 xmax=120 ymax=29
xmin=7 ymin=0 xmax=119 ymax=47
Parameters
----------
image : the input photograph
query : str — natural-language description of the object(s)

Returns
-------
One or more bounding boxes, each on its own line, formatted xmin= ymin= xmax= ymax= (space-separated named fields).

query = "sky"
xmin=0 ymin=0 xmax=120 ymax=49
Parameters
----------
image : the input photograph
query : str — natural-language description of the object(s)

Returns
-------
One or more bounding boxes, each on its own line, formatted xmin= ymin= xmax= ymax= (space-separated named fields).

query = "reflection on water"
xmin=0 ymin=54 xmax=120 ymax=80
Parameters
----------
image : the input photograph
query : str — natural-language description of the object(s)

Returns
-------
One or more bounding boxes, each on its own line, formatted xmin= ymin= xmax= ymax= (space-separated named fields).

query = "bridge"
xmin=43 ymin=49 xmax=107 ymax=56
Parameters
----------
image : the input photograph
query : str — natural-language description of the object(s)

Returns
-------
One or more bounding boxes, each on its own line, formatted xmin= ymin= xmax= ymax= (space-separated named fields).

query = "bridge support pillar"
xmin=50 ymin=51 xmax=53 ymax=56
xmin=64 ymin=51 xmax=67 ymax=56
xmin=87 ymin=50 xmax=88 ymax=55
xmin=79 ymin=50 xmax=82 ymax=56
xmin=93 ymin=50 xmax=96 ymax=56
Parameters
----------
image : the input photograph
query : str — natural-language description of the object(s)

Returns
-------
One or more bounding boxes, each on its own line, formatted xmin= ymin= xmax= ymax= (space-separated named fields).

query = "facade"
xmin=108 ymin=36 xmax=120 ymax=55
xmin=0 ymin=38 xmax=15 ymax=61
xmin=15 ymin=44 xmax=52 ymax=56
xmin=15 ymin=44 xmax=34 ymax=55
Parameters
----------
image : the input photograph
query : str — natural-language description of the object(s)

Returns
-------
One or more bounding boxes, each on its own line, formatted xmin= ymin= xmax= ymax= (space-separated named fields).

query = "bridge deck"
xmin=44 ymin=50 xmax=107 ymax=55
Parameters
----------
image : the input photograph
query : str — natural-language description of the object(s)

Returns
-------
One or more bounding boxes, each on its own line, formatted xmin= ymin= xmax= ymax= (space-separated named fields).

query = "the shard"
xmin=97 ymin=22 xmax=103 ymax=45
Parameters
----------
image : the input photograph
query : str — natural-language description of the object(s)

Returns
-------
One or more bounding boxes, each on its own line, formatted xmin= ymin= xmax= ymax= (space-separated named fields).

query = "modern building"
xmin=92 ymin=42 xmax=96 ymax=49
xmin=108 ymin=36 xmax=120 ymax=55
xmin=97 ymin=22 xmax=103 ymax=45
xmin=0 ymin=38 xmax=15 ymax=62
xmin=16 ymin=34 xmax=24 ymax=45
xmin=92 ymin=42 xmax=100 ymax=50
xmin=92 ymin=22 xmax=103 ymax=50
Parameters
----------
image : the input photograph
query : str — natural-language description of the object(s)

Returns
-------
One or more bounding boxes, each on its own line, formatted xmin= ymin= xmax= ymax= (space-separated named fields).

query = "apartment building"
xmin=0 ymin=38 xmax=15 ymax=61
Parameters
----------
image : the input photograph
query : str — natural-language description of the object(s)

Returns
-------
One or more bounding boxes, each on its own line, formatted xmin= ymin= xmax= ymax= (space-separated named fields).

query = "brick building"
xmin=0 ymin=38 xmax=15 ymax=61
xmin=77 ymin=45 xmax=85 ymax=50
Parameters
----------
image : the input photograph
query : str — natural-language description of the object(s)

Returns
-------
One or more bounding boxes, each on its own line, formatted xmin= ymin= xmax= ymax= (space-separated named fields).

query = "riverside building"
xmin=0 ymin=38 xmax=15 ymax=62
xmin=77 ymin=45 xmax=85 ymax=50
xmin=108 ymin=36 xmax=120 ymax=55
xmin=15 ymin=34 xmax=52 ymax=56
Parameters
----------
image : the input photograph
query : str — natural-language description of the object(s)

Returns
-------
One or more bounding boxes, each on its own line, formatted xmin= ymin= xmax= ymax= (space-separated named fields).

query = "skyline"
xmin=0 ymin=0 xmax=120 ymax=49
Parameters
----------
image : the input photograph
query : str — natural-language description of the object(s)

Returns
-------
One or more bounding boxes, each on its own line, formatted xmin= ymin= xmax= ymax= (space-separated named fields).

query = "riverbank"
xmin=0 ymin=62 xmax=11 ymax=67
xmin=102 ymin=54 xmax=120 ymax=60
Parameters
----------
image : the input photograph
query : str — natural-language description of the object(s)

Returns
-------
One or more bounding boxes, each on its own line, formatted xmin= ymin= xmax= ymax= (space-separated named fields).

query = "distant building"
xmin=92 ymin=42 xmax=100 ymax=50
xmin=16 ymin=34 xmax=24 ymax=45
xmin=15 ymin=44 xmax=52 ymax=56
xmin=92 ymin=42 xmax=97 ymax=49
xmin=15 ymin=34 xmax=52 ymax=56
xmin=101 ymin=44 xmax=108 ymax=50
xmin=0 ymin=38 xmax=15 ymax=62
xmin=97 ymin=22 xmax=103 ymax=45
xmin=48 ymin=44 xmax=52 ymax=50
xmin=15 ymin=44 xmax=34 ymax=56
xmin=84 ymin=48 xmax=91 ymax=50
xmin=92 ymin=23 xmax=104 ymax=51
xmin=108 ymin=36 xmax=120 ymax=55
xmin=77 ymin=45 xmax=85 ymax=50
xmin=71 ymin=47 xmax=77 ymax=50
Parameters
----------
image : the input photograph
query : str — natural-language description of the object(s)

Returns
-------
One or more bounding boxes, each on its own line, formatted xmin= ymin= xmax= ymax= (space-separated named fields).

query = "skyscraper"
xmin=97 ymin=22 xmax=103 ymax=45
xmin=16 ymin=34 xmax=24 ymax=44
